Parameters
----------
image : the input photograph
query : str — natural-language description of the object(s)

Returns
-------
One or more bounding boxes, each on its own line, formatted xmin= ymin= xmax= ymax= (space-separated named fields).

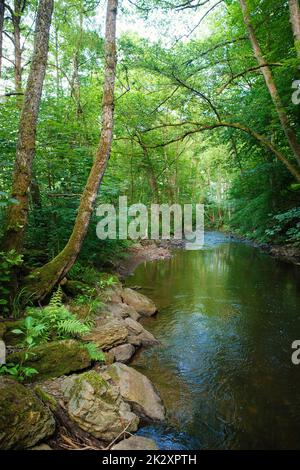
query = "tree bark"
xmin=12 ymin=0 xmax=23 ymax=105
xmin=239 ymin=0 xmax=300 ymax=167
xmin=3 ymin=0 xmax=54 ymax=252
xmin=288 ymin=0 xmax=300 ymax=60
xmin=27 ymin=0 xmax=119 ymax=300
xmin=70 ymin=11 xmax=83 ymax=116
xmin=0 ymin=0 xmax=4 ymax=77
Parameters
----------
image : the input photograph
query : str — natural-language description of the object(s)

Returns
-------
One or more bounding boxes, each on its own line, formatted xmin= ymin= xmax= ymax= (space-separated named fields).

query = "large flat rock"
xmin=121 ymin=288 xmax=157 ymax=316
xmin=125 ymin=317 xmax=159 ymax=347
xmin=107 ymin=363 xmax=165 ymax=421
xmin=84 ymin=316 xmax=128 ymax=350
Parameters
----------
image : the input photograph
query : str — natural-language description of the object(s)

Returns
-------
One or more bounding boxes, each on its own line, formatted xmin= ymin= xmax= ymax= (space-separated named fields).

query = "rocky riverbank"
xmin=223 ymin=230 xmax=300 ymax=266
xmin=259 ymin=243 xmax=300 ymax=266
xmin=0 ymin=281 xmax=165 ymax=450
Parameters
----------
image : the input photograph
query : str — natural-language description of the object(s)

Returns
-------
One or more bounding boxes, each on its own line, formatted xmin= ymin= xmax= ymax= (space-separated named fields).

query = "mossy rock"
xmin=99 ymin=272 xmax=121 ymax=286
xmin=61 ymin=370 xmax=139 ymax=441
xmin=7 ymin=339 xmax=91 ymax=382
xmin=0 ymin=377 xmax=55 ymax=449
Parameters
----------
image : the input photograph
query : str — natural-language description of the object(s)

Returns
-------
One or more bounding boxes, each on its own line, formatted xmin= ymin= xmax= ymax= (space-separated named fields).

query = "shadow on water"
xmin=126 ymin=232 xmax=300 ymax=450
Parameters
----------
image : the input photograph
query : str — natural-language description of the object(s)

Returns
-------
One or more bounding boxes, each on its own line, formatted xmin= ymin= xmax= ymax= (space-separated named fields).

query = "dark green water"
xmin=125 ymin=232 xmax=300 ymax=450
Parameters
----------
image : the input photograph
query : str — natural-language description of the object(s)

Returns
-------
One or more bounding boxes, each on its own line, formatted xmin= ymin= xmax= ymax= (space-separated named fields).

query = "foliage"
xmin=0 ymin=250 xmax=23 ymax=316
xmin=265 ymin=208 xmax=300 ymax=244
xmin=82 ymin=342 xmax=105 ymax=362
xmin=0 ymin=363 xmax=38 ymax=382
xmin=13 ymin=287 xmax=91 ymax=347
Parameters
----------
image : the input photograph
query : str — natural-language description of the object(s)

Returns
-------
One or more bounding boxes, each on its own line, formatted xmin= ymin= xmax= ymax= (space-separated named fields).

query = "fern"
xmin=16 ymin=286 xmax=92 ymax=346
xmin=83 ymin=342 xmax=105 ymax=361
xmin=57 ymin=318 xmax=90 ymax=337
xmin=48 ymin=285 xmax=63 ymax=310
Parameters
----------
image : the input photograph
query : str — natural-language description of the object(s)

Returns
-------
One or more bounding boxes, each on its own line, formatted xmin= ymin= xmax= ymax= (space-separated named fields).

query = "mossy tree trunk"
xmin=289 ymin=0 xmax=300 ymax=60
xmin=27 ymin=0 xmax=119 ymax=300
xmin=13 ymin=0 xmax=23 ymax=104
xmin=239 ymin=0 xmax=300 ymax=168
xmin=2 ymin=0 xmax=54 ymax=253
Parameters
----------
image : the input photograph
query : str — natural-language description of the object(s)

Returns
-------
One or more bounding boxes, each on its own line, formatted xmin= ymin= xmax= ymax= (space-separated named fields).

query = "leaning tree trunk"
xmin=239 ymin=0 xmax=300 ymax=167
xmin=289 ymin=0 xmax=300 ymax=60
xmin=0 ymin=0 xmax=4 ymax=77
xmin=27 ymin=0 xmax=119 ymax=300
xmin=2 ymin=0 xmax=54 ymax=252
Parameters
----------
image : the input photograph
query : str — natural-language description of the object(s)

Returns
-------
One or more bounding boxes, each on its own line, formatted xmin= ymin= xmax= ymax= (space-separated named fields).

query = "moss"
xmin=72 ymin=370 xmax=108 ymax=395
xmin=99 ymin=272 xmax=120 ymax=285
xmin=0 ymin=323 xmax=7 ymax=339
xmin=34 ymin=386 xmax=57 ymax=409
xmin=7 ymin=339 xmax=91 ymax=382
xmin=0 ymin=377 xmax=55 ymax=449
xmin=3 ymin=320 xmax=23 ymax=345
xmin=69 ymin=370 xmax=118 ymax=407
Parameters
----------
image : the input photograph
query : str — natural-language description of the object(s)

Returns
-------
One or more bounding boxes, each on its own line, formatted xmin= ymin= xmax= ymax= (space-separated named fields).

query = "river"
xmin=125 ymin=232 xmax=300 ymax=450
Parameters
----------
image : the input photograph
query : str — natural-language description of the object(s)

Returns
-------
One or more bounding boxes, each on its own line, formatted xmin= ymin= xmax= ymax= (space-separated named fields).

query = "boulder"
xmin=125 ymin=317 xmax=159 ymax=347
xmin=110 ymin=344 xmax=135 ymax=363
xmin=102 ymin=287 xmax=123 ymax=304
xmin=8 ymin=340 xmax=91 ymax=382
xmin=112 ymin=436 xmax=158 ymax=450
xmin=104 ymin=302 xmax=141 ymax=321
xmin=107 ymin=363 xmax=165 ymax=421
xmin=61 ymin=371 xmax=139 ymax=441
xmin=83 ymin=316 xmax=128 ymax=350
xmin=121 ymin=288 xmax=157 ymax=316
xmin=0 ymin=377 xmax=55 ymax=449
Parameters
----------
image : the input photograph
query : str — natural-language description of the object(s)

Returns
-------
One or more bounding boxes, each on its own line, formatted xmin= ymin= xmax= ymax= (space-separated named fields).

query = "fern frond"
xmin=57 ymin=318 xmax=90 ymax=337
xmin=83 ymin=342 xmax=105 ymax=361
xmin=49 ymin=286 xmax=63 ymax=309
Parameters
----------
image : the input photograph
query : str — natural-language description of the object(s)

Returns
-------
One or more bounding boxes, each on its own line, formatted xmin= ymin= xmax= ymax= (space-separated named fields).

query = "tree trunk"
xmin=13 ymin=0 xmax=23 ymax=106
xmin=289 ymin=0 xmax=300 ymax=60
xmin=70 ymin=11 xmax=83 ymax=116
xmin=27 ymin=0 xmax=119 ymax=300
xmin=239 ymin=0 xmax=300 ymax=167
xmin=0 ymin=0 xmax=4 ymax=77
xmin=2 ymin=0 xmax=54 ymax=252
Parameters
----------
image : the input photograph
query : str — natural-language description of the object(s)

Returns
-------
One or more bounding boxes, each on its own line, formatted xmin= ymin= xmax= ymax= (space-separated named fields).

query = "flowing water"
xmin=125 ymin=232 xmax=300 ymax=450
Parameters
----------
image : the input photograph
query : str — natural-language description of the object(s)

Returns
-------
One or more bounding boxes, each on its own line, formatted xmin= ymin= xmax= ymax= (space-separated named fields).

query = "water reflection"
xmin=126 ymin=233 xmax=300 ymax=449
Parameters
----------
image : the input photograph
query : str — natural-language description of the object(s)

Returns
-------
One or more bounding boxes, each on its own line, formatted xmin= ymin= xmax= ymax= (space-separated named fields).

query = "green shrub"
xmin=0 ymin=250 xmax=23 ymax=316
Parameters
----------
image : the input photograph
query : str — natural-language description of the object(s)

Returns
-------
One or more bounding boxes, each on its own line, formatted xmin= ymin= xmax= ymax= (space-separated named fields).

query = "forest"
xmin=0 ymin=0 xmax=300 ymax=453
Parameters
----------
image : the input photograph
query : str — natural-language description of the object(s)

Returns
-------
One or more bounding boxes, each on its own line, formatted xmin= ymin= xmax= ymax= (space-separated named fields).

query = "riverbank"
xmin=218 ymin=229 xmax=300 ymax=266
xmin=0 ymin=271 xmax=167 ymax=450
